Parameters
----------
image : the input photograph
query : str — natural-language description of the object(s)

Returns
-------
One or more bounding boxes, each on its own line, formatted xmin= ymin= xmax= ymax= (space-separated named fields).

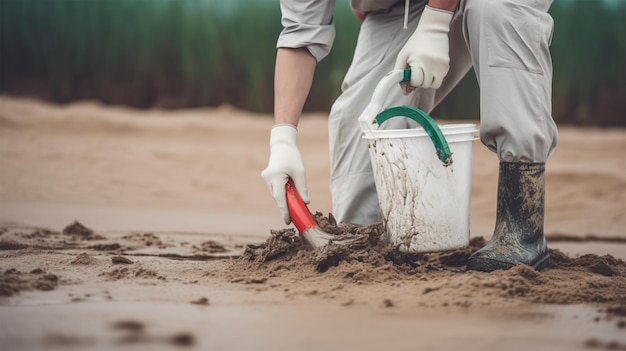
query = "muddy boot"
xmin=467 ymin=162 xmax=550 ymax=272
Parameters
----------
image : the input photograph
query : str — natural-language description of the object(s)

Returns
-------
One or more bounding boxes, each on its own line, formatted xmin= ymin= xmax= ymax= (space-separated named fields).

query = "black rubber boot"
xmin=467 ymin=162 xmax=550 ymax=272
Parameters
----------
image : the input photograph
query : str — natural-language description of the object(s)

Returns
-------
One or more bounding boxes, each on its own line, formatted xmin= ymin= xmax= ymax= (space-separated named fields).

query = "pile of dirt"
xmin=62 ymin=221 xmax=104 ymax=240
xmin=236 ymin=213 xmax=626 ymax=319
xmin=242 ymin=213 xmax=384 ymax=272
xmin=240 ymin=212 xmax=482 ymax=274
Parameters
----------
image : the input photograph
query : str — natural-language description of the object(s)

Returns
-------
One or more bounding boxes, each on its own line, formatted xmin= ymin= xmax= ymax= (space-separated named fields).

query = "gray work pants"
xmin=329 ymin=0 xmax=558 ymax=225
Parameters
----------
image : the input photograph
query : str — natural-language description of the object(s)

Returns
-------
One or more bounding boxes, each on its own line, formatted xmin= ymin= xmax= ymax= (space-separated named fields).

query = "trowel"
xmin=285 ymin=179 xmax=357 ymax=248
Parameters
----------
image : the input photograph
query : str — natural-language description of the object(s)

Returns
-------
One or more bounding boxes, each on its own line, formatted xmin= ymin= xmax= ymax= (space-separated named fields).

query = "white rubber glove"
xmin=261 ymin=124 xmax=309 ymax=225
xmin=394 ymin=6 xmax=453 ymax=92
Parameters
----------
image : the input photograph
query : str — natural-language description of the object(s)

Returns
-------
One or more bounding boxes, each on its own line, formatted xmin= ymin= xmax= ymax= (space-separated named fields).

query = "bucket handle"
xmin=376 ymin=106 xmax=453 ymax=166
xmin=357 ymin=69 xmax=453 ymax=166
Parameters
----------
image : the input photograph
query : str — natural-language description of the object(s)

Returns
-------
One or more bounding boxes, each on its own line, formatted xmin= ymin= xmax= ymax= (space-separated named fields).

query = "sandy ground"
xmin=0 ymin=95 xmax=625 ymax=350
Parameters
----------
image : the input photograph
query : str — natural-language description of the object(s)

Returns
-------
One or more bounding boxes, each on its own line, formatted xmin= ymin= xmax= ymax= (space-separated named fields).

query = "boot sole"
xmin=467 ymin=253 xmax=551 ymax=272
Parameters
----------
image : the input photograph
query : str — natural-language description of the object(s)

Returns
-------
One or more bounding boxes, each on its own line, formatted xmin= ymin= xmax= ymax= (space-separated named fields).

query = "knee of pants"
xmin=479 ymin=121 xmax=557 ymax=163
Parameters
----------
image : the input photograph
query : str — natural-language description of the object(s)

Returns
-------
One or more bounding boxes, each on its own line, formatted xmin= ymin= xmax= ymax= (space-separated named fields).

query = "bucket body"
xmin=363 ymin=124 xmax=476 ymax=253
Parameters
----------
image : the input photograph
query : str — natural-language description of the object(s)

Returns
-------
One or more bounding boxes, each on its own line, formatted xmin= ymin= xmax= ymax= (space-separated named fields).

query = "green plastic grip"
xmin=403 ymin=69 xmax=411 ymax=82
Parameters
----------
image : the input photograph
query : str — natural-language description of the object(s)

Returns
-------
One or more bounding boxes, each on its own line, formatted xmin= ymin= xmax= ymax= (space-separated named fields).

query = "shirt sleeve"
xmin=277 ymin=0 xmax=337 ymax=62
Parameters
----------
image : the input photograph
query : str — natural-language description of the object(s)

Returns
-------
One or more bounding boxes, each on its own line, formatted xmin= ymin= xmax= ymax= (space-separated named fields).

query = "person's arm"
xmin=274 ymin=47 xmax=317 ymax=127
xmin=264 ymin=0 xmax=335 ymax=224
xmin=351 ymin=8 xmax=366 ymax=24
xmin=428 ymin=0 xmax=459 ymax=12
xmin=262 ymin=47 xmax=317 ymax=224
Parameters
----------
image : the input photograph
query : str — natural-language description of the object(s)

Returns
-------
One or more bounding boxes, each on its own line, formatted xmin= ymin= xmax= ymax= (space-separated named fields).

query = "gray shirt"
xmin=277 ymin=0 xmax=421 ymax=61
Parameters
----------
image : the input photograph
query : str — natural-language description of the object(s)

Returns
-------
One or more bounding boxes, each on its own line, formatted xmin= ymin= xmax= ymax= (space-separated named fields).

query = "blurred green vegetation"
xmin=0 ymin=0 xmax=624 ymax=126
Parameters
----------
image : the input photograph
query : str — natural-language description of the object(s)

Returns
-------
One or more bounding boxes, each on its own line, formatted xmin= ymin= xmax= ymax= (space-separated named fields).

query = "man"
xmin=262 ymin=0 xmax=558 ymax=272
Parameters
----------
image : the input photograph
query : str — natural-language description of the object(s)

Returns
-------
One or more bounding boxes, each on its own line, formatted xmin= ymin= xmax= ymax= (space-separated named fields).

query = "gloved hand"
xmin=261 ymin=124 xmax=309 ymax=225
xmin=394 ymin=6 xmax=454 ymax=93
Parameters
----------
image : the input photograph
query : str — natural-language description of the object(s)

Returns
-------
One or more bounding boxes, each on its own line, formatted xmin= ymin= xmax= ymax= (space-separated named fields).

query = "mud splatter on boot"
xmin=467 ymin=162 xmax=550 ymax=272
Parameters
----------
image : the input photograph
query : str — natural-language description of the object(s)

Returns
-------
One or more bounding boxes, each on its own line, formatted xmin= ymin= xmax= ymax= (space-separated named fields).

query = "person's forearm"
xmin=428 ymin=0 xmax=459 ymax=12
xmin=274 ymin=48 xmax=317 ymax=126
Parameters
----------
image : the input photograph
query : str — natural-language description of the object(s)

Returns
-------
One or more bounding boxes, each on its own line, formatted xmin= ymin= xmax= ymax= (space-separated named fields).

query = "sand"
xmin=1 ymin=95 xmax=625 ymax=350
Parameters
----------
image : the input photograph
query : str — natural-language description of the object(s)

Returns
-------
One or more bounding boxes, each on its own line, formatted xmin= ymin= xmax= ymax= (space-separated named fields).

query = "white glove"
xmin=261 ymin=124 xmax=309 ymax=224
xmin=394 ymin=6 xmax=453 ymax=92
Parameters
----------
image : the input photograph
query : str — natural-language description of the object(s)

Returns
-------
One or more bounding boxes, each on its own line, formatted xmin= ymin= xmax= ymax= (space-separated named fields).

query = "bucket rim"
xmin=429 ymin=122 xmax=477 ymax=129
xmin=362 ymin=127 xmax=477 ymax=140
xmin=375 ymin=122 xmax=477 ymax=130
xmin=364 ymin=135 xmax=478 ymax=143
xmin=365 ymin=122 xmax=476 ymax=134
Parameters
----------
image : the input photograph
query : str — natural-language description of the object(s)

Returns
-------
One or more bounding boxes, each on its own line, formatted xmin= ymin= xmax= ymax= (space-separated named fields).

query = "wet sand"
xmin=1 ymin=96 xmax=625 ymax=350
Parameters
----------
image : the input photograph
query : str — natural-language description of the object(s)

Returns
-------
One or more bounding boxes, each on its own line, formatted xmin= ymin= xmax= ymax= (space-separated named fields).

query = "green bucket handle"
xmin=373 ymin=70 xmax=453 ymax=166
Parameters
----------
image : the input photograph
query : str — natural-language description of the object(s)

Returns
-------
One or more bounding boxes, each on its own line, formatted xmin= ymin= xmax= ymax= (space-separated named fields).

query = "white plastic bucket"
xmin=363 ymin=122 xmax=477 ymax=253
xmin=357 ymin=70 xmax=477 ymax=253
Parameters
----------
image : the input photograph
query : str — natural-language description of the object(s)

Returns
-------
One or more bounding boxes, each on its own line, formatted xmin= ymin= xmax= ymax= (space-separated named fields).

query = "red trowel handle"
xmin=285 ymin=179 xmax=318 ymax=233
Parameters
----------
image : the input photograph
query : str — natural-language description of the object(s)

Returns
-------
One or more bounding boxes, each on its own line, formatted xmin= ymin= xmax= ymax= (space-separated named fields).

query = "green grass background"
xmin=1 ymin=0 xmax=624 ymax=126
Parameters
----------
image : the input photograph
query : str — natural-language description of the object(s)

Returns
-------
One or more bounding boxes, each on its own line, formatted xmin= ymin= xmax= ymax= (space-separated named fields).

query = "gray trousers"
xmin=329 ymin=0 xmax=558 ymax=225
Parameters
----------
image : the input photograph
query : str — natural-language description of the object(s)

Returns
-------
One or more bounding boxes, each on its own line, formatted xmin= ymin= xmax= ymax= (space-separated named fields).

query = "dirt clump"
xmin=242 ymin=228 xmax=305 ymax=263
xmin=194 ymin=240 xmax=228 ymax=253
xmin=0 ymin=268 xmax=60 ymax=296
xmin=111 ymin=256 xmax=133 ymax=264
xmin=62 ymin=221 xmax=104 ymax=240
xmin=90 ymin=243 xmax=122 ymax=251
xmin=241 ymin=212 xmax=383 ymax=271
xmin=190 ymin=297 xmax=209 ymax=305
xmin=101 ymin=266 xmax=164 ymax=281
xmin=71 ymin=253 xmax=96 ymax=265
